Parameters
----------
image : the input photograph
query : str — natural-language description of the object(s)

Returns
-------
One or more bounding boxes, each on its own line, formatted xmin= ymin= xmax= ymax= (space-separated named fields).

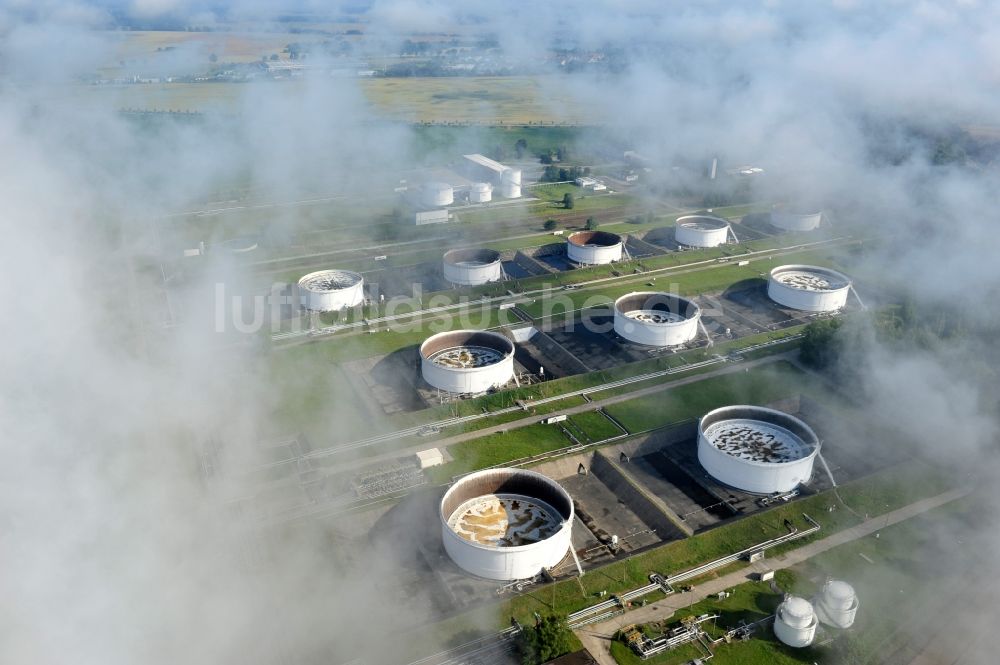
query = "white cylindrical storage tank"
xmin=614 ymin=292 xmax=701 ymax=346
xmin=816 ymin=580 xmax=859 ymax=628
xmin=697 ymin=405 xmax=820 ymax=494
xmin=774 ymin=596 xmax=818 ymax=647
xmin=470 ymin=182 xmax=492 ymax=203
xmin=674 ymin=215 xmax=731 ymax=248
xmin=443 ymin=248 xmax=503 ymax=286
xmin=767 ymin=265 xmax=851 ymax=312
xmin=422 ymin=182 xmax=454 ymax=207
xmin=420 ymin=329 xmax=515 ymax=394
xmin=771 ymin=208 xmax=823 ymax=231
xmin=298 ymin=269 xmax=365 ymax=312
xmin=500 ymin=168 xmax=521 ymax=198
xmin=440 ymin=468 xmax=574 ymax=580
xmin=566 ymin=231 xmax=623 ymax=265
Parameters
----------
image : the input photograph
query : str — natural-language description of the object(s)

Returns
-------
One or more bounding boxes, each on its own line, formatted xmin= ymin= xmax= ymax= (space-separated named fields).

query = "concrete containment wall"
xmin=590 ymin=451 xmax=694 ymax=537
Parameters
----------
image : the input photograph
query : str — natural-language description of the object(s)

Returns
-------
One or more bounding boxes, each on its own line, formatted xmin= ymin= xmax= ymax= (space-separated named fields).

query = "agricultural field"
xmin=104 ymin=30 xmax=308 ymax=68
xmin=361 ymin=76 xmax=594 ymax=124
xmin=88 ymin=75 xmax=595 ymax=124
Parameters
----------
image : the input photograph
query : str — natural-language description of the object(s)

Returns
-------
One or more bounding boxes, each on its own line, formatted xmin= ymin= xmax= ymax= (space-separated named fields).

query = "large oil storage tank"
xmin=566 ymin=231 xmax=623 ymax=265
xmin=420 ymin=329 xmax=515 ymax=394
xmin=443 ymin=248 xmax=504 ymax=286
xmin=772 ymin=208 xmax=823 ymax=231
xmin=614 ymin=292 xmax=701 ymax=346
xmin=440 ymin=468 xmax=574 ymax=580
xmin=698 ymin=405 xmax=820 ymax=494
xmin=774 ymin=596 xmax=818 ymax=647
xmin=212 ymin=236 xmax=259 ymax=254
xmin=815 ymin=580 xmax=859 ymax=628
xmin=499 ymin=168 xmax=521 ymax=198
xmin=422 ymin=182 xmax=454 ymax=208
xmin=298 ymin=269 xmax=365 ymax=312
xmin=767 ymin=265 xmax=851 ymax=312
xmin=470 ymin=182 xmax=492 ymax=203
xmin=674 ymin=215 xmax=731 ymax=247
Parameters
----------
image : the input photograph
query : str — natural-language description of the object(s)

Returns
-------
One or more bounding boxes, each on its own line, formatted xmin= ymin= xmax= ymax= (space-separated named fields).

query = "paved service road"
xmin=574 ymin=487 xmax=971 ymax=665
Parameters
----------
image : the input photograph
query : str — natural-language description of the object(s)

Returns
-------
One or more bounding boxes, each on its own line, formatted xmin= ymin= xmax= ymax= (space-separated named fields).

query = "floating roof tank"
xmin=419 ymin=329 xmax=515 ymax=394
xmin=297 ymin=269 xmax=365 ymax=312
xmin=566 ymin=230 xmax=623 ymax=265
xmin=767 ymin=264 xmax=852 ymax=312
xmin=771 ymin=207 xmax=823 ymax=231
xmin=440 ymin=468 xmax=574 ymax=580
xmin=613 ymin=292 xmax=701 ymax=346
xmin=674 ymin=215 xmax=731 ymax=248
xmin=698 ymin=405 xmax=820 ymax=494
xmin=443 ymin=248 xmax=503 ymax=286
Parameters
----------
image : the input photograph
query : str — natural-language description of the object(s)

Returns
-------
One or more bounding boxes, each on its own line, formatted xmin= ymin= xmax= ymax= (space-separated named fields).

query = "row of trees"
xmin=540 ymin=146 xmax=570 ymax=163
xmin=543 ymin=215 xmax=597 ymax=231
xmin=541 ymin=165 xmax=591 ymax=182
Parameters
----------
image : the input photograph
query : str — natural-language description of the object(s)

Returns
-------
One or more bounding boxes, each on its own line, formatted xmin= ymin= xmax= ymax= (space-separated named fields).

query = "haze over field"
xmin=1 ymin=2 xmax=998 ymax=665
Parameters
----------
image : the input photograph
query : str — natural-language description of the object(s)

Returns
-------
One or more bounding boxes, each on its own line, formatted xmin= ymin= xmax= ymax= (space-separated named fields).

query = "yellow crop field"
xmin=359 ymin=76 xmax=592 ymax=124
xmin=82 ymin=75 xmax=593 ymax=125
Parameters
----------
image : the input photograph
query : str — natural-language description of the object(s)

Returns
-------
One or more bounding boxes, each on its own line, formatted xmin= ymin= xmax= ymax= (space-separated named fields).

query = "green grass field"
xmin=602 ymin=360 xmax=813 ymax=433
xmin=502 ymin=459 xmax=951 ymax=626
xmin=609 ymin=495 xmax=976 ymax=665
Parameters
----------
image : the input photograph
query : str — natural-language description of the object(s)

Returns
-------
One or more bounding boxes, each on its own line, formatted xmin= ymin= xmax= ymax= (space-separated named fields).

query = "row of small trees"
xmin=544 ymin=216 xmax=597 ymax=231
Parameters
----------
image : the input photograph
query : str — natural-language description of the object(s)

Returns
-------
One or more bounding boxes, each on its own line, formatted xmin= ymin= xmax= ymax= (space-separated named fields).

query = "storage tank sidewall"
xmin=441 ymin=517 xmax=571 ymax=580
xmin=772 ymin=212 xmax=822 ymax=231
xmin=422 ymin=353 xmax=514 ymax=393
xmin=567 ymin=241 xmax=622 ymax=265
xmin=675 ymin=224 xmax=729 ymax=247
xmin=301 ymin=278 xmax=364 ymax=311
xmin=698 ymin=427 xmax=815 ymax=494
xmin=443 ymin=259 xmax=503 ymax=286
xmin=767 ymin=278 xmax=850 ymax=312
xmin=614 ymin=307 xmax=700 ymax=346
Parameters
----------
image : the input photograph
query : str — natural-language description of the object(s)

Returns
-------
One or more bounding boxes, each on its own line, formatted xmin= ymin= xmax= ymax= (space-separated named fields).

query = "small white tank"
xmin=423 ymin=182 xmax=454 ymax=207
xmin=773 ymin=596 xmax=818 ymax=647
xmin=470 ymin=182 xmax=492 ymax=203
xmin=815 ymin=580 xmax=859 ymax=628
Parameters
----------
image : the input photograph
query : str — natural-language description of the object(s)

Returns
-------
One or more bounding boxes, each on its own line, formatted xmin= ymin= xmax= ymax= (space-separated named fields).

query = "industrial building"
xmin=697 ymin=405 xmax=820 ymax=494
xmin=773 ymin=596 xmax=818 ymax=647
xmin=574 ymin=177 xmax=606 ymax=191
xmin=297 ymin=269 xmax=365 ymax=312
xmin=440 ymin=468 xmax=574 ymax=580
xmin=815 ymin=580 xmax=859 ymax=628
xmin=613 ymin=292 xmax=702 ymax=346
xmin=419 ymin=329 xmax=515 ymax=394
xmin=566 ymin=231 xmax=623 ymax=265
xmin=462 ymin=154 xmax=521 ymax=198
xmin=673 ymin=215 xmax=735 ymax=248
xmin=442 ymin=248 xmax=504 ymax=286
xmin=767 ymin=265 xmax=852 ymax=312
xmin=771 ymin=207 xmax=823 ymax=231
